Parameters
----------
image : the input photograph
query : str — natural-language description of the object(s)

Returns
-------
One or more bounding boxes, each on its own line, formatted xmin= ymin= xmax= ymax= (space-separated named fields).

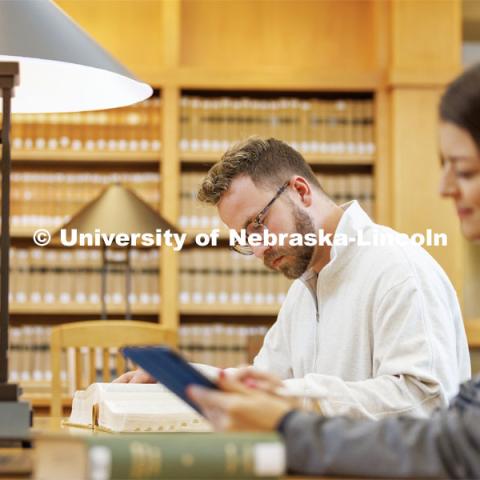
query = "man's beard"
xmin=263 ymin=206 xmax=315 ymax=279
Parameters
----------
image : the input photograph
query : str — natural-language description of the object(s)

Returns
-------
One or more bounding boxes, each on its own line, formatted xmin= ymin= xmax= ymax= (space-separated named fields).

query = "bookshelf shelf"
xmin=12 ymin=150 xmax=161 ymax=164
xmin=10 ymin=304 xmax=159 ymax=316
xmin=180 ymin=304 xmax=279 ymax=316
xmin=181 ymin=151 xmax=375 ymax=166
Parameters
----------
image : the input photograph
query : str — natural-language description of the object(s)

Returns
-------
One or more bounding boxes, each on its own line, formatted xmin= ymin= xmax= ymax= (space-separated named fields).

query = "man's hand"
xmin=112 ymin=369 xmax=156 ymax=384
xmin=187 ymin=371 xmax=294 ymax=431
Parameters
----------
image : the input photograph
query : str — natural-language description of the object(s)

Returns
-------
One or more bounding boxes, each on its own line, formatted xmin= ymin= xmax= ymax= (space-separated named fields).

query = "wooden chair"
xmin=50 ymin=320 xmax=177 ymax=417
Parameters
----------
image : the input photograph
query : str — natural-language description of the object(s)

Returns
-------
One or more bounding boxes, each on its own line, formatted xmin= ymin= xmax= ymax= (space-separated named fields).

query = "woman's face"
xmin=439 ymin=121 xmax=480 ymax=241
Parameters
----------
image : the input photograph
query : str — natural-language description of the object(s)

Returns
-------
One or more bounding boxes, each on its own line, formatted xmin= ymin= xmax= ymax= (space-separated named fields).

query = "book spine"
xmin=84 ymin=433 xmax=285 ymax=479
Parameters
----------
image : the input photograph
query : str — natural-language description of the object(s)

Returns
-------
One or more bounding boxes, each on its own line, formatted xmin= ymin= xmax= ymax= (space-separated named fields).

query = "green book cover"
xmin=35 ymin=432 xmax=286 ymax=480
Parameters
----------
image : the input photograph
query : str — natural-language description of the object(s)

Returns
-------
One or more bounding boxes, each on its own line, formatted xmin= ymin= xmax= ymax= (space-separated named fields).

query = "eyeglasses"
xmin=232 ymin=181 xmax=290 ymax=255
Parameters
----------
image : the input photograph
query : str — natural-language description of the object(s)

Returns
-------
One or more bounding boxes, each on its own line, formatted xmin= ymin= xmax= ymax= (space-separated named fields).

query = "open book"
xmin=65 ymin=383 xmax=211 ymax=433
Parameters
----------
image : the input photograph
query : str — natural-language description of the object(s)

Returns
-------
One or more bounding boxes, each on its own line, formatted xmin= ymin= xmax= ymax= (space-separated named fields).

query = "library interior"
xmin=1 ymin=0 xmax=480 ymax=479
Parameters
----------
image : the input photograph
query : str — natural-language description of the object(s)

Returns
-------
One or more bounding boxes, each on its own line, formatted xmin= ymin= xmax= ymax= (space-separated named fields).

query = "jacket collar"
xmin=299 ymin=200 xmax=373 ymax=289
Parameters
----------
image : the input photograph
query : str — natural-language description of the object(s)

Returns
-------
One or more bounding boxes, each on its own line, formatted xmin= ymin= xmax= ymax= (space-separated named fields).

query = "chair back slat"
xmin=74 ymin=349 xmax=82 ymax=391
xmin=102 ymin=348 xmax=110 ymax=382
xmin=116 ymin=352 xmax=126 ymax=377
xmin=89 ymin=348 xmax=96 ymax=385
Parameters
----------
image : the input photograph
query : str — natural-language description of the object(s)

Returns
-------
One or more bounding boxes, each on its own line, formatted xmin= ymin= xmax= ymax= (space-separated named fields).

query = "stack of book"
xmin=11 ymin=170 xmax=160 ymax=235
xmin=8 ymin=325 xmax=52 ymax=383
xmin=179 ymin=324 xmax=269 ymax=368
xmin=9 ymin=247 xmax=160 ymax=312
xmin=180 ymin=94 xmax=374 ymax=155
xmin=180 ymin=171 xmax=374 ymax=229
xmin=8 ymin=323 xmax=270 ymax=385
xmin=11 ymin=97 xmax=162 ymax=154
xmin=179 ymin=249 xmax=292 ymax=308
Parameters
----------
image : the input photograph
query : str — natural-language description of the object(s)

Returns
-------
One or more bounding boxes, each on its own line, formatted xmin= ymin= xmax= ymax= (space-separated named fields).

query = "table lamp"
xmin=0 ymin=0 xmax=152 ymax=441
xmin=52 ymin=183 xmax=178 ymax=320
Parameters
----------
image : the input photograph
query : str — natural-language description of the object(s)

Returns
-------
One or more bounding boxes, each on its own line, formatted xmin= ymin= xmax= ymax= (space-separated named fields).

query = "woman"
xmin=187 ymin=64 xmax=480 ymax=479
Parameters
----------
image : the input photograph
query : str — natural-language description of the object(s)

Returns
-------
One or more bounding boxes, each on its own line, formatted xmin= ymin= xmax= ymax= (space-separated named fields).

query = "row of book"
xmin=8 ymin=323 xmax=268 ymax=384
xmin=10 ymin=165 xmax=374 ymax=235
xmin=9 ymin=248 xmax=160 ymax=309
xmin=11 ymin=171 xmax=160 ymax=231
xmin=179 ymin=171 xmax=375 ymax=229
xmin=179 ymin=324 xmax=268 ymax=368
xmin=10 ymin=93 xmax=375 ymax=158
xmin=9 ymin=325 xmax=52 ymax=383
xmin=179 ymin=249 xmax=291 ymax=307
xmin=180 ymin=95 xmax=375 ymax=155
xmin=11 ymin=97 xmax=162 ymax=153
xmin=9 ymin=247 xmax=291 ymax=310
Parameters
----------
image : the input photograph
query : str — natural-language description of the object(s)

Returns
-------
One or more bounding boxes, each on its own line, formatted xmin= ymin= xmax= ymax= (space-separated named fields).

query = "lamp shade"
xmin=53 ymin=183 xmax=178 ymax=242
xmin=0 ymin=0 xmax=152 ymax=113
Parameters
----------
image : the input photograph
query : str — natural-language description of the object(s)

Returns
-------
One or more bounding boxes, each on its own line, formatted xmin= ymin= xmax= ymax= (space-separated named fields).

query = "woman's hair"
xmin=440 ymin=64 xmax=480 ymax=149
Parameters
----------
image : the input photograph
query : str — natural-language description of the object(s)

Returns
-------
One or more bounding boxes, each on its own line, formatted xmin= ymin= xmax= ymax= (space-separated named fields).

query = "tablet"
xmin=121 ymin=345 xmax=219 ymax=413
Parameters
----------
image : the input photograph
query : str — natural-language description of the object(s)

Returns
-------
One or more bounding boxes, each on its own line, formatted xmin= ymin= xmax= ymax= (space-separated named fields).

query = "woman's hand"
xmin=187 ymin=371 xmax=295 ymax=431
xmin=228 ymin=367 xmax=284 ymax=393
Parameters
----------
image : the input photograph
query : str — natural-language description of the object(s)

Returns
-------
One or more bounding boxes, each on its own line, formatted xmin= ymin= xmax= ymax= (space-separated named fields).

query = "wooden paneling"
xmin=159 ymin=86 xmax=180 ymax=329
xmin=390 ymin=0 xmax=461 ymax=82
xmin=463 ymin=243 xmax=480 ymax=319
xmin=180 ymin=0 xmax=376 ymax=71
xmin=56 ymin=0 xmax=164 ymax=83
xmin=390 ymin=88 xmax=463 ymax=289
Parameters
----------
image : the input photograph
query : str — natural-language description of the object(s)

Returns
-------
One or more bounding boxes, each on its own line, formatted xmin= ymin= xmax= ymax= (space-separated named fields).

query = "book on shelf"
xmin=179 ymin=324 xmax=268 ymax=368
xmin=180 ymin=171 xmax=375 ymax=230
xmin=11 ymin=96 xmax=162 ymax=155
xmin=180 ymin=248 xmax=291 ymax=308
xmin=179 ymin=94 xmax=375 ymax=156
xmin=11 ymin=170 xmax=160 ymax=235
xmin=9 ymin=247 xmax=160 ymax=312
xmin=9 ymin=323 xmax=268 ymax=392
xmin=34 ymin=431 xmax=286 ymax=480
xmin=9 ymin=325 xmax=52 ymax=384
xmin=65 ymin=383 xmax=211 ymax=433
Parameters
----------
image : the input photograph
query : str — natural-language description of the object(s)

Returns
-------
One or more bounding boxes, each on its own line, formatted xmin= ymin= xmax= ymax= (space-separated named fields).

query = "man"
xmin=186 ymin=64 xmax=480 ymax=478
xmin=118 ymin=137 xmax=470 ymax=419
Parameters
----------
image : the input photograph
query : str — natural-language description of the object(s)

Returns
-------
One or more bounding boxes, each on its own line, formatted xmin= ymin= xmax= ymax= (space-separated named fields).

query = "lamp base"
xmin=0 ymin=384 xmax=32 ymax=442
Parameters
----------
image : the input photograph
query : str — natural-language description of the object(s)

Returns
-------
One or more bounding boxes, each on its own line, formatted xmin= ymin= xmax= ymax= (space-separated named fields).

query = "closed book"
xmin=34 ymin=432 xmax=286 ymax=480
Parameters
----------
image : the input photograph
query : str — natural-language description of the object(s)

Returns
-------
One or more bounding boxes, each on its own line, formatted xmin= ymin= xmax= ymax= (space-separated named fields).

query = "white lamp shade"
xmin=0 ymin=0 xmax=153 ymax=113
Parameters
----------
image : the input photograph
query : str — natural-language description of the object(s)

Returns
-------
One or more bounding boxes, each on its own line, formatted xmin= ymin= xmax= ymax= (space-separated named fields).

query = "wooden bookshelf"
xmin=7 ymin=1 xmax=467 ymax=396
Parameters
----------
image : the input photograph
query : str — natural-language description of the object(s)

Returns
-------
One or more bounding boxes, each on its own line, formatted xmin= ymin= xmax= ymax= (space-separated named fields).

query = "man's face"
xmin=217 ymin=175 xmax=315 ymax=279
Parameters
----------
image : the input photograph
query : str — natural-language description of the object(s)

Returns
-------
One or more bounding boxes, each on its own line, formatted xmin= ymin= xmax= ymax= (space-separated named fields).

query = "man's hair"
xmin=197 ymin=137 xmax=322 ymax=205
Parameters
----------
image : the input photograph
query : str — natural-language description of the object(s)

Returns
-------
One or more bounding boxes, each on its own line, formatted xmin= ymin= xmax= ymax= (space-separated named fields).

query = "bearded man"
xmin=117 ymin=137 xmax=470 ymax=420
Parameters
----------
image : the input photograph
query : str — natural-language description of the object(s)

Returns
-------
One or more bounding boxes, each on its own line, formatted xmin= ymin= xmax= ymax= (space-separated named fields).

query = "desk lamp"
xmin=0 ymin=0 xmax=152 ymax=440
xmin=53 ymin=183 xmax=178 ymax=320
